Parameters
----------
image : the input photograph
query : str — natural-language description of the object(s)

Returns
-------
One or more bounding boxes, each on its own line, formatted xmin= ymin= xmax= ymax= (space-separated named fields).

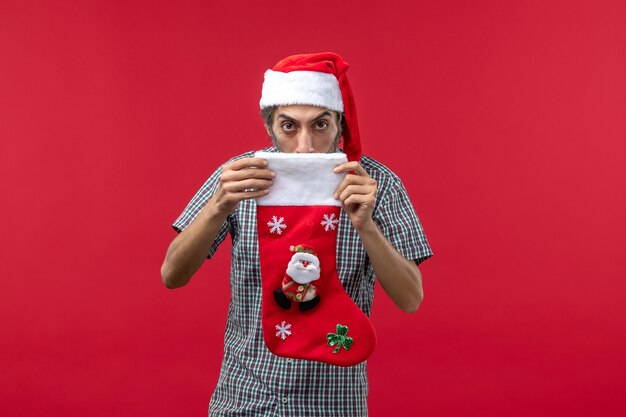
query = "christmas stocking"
xmin=255 ymin=152 xmax=376 ymax=367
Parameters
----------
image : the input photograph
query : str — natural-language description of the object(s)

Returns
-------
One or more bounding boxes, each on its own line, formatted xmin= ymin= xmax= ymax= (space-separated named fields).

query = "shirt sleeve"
xmin=373 ymin=178 xmax=433 ymax=266
xmin=172 ymin=165 xmax=229 ymax=259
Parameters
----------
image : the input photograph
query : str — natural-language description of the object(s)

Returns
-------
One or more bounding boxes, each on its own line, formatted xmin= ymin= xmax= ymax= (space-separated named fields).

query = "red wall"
xmin=1 ymin=1 xmax=625 ymax=416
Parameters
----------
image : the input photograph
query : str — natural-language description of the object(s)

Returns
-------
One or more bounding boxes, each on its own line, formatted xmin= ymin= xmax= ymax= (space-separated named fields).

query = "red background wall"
xmin=1 ymin=1 xmax=625 ymax=416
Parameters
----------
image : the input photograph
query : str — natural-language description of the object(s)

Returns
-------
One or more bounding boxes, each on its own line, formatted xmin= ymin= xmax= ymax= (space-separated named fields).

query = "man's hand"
xmin=333 ymin=161 xmax=377 ymax=231
xmin=213 ymin=157 xmax=275 ymax=215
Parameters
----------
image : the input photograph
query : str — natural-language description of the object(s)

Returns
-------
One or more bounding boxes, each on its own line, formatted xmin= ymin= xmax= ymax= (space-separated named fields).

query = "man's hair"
xmin=260 ymin=106 xmax=344 ymax=151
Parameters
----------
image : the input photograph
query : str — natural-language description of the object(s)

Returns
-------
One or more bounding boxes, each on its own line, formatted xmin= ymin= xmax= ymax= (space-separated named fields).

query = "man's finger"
xmin=224 ymin=157 xmax=269 ymax=171
xmin=222 ymin=178 xmax=273 ymax=193
xmin=333 ymin=161 xmax=368 ymax=176
xmin=338 ymin=184 xmax=373 ymax=202
xmin=231 ymin=189 xmax=270 ymax=201
xmin=333 ymin=174 xmax=375 ymax=199
xmin=222 ymin=168 xmax=275 ymax=182
xmin=342 ymin=193 xmax=372 ymax=209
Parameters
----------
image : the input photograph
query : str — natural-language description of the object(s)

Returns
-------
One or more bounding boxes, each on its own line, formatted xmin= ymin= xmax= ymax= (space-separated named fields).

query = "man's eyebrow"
xmin=277 ymin=113 xmax=296 ymax=122
xmin=277 ymin=111 xmax=333 ymax=122
xmin=312 ymin=111 xmax=332 ymax=120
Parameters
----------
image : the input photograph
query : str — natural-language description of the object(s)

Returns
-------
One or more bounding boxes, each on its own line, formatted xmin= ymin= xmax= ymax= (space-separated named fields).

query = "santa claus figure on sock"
xmin=274 ymin=244 xmax=321 ymax=312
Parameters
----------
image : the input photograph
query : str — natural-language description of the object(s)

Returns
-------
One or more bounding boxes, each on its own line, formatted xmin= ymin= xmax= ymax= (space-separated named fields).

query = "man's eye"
xmin=315 ymin=121 xmax=328 ymax=129
xmin=281 ymin=122 xmax=294 ymax=130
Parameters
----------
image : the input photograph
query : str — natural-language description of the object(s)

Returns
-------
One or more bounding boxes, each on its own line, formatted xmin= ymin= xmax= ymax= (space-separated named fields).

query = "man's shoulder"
xmin=360 ymin=155 xmax=402 ymax=184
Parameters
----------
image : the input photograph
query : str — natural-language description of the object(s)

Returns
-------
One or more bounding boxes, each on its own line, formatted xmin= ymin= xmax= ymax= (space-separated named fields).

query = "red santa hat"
xmin=260 ymin=52 xmax=362 ymax=162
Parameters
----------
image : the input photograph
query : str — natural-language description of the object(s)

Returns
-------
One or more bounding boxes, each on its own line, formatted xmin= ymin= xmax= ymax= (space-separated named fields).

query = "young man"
xmin=161 ymin=52 xmax=432 ymax=416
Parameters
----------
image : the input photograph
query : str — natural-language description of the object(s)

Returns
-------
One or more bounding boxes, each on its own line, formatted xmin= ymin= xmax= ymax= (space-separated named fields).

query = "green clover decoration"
xmin=326 ymin=324 xmax=354 ymax=354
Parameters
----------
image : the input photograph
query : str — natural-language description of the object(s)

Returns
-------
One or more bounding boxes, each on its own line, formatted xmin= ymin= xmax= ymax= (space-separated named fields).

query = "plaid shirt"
xmin=173 ymin=147 xmax=432 ymax=416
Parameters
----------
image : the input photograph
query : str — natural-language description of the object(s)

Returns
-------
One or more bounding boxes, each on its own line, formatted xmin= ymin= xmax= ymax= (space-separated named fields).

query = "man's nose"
xmin=294 ymin=129 xmax=314 ymax=153
xmin=302 ymin=261 xmax=309 ymax=267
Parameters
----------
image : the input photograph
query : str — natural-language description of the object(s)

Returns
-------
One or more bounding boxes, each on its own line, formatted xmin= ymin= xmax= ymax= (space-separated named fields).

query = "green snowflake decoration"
xmin=326 ymin=324 xmax=354 ymax=354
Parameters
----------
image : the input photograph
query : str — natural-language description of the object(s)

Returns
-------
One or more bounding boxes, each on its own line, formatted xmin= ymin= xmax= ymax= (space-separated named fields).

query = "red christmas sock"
xmin=255 ymin=152 xmax=376 ymax=367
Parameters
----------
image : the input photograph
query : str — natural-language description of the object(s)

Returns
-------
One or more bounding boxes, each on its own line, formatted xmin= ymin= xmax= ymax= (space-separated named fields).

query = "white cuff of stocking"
xmin=254 ymin=152 xmax=347 ymax=206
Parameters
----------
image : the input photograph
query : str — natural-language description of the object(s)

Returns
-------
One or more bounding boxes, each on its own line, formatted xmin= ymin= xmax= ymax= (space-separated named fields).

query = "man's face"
xmin=267 ymin=105 xmax=340 ymax=153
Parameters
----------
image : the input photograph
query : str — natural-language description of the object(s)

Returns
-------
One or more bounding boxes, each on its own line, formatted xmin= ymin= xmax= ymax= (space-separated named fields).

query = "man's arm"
xmin=333 ymin=162 xmax=423 ymax=313
xmin=352 ymin=221 xmax=423 ymax=313
xmin=161 ymin=158 xmax=274 ymax=289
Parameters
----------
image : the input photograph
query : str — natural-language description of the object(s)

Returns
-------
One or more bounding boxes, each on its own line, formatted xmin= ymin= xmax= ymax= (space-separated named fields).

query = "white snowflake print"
xmin=320 ymin=213 xmax=339 ymax=231
xmin=267 ymin=216 xmax=287 ymax=235
xmin=275 ymin=321 xmax=292 ymax=340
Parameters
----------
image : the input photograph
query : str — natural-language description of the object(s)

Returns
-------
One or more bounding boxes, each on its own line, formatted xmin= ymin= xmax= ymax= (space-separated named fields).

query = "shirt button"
xmin=282 ymin=397 xmax=288 ymax=404
xmin=297 ymin=285 xmax=304 ymax=291
xmin=287 ymin=358 xmax=293 ymax=363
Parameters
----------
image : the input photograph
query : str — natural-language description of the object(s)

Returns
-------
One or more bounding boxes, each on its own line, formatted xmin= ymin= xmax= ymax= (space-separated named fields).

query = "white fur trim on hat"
xmin=260 ymin=70 xmax=344 ymax=112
